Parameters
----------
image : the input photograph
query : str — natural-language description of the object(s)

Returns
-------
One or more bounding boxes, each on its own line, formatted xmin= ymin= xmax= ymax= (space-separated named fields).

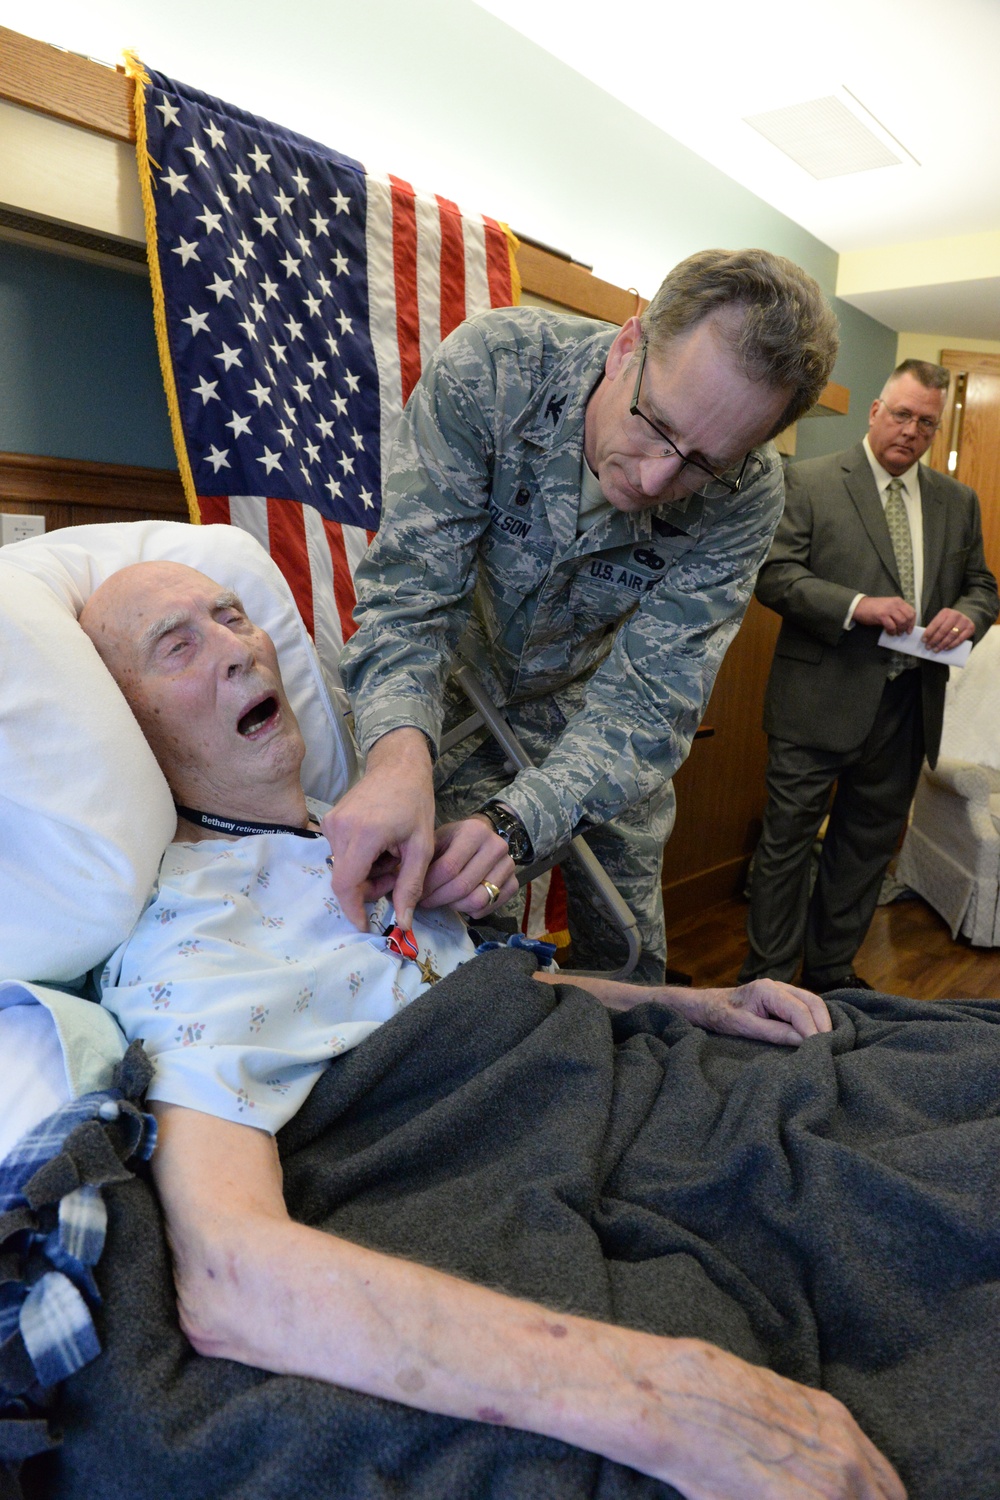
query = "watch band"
xmin=480 ymin=801 xmax=534 ymax=866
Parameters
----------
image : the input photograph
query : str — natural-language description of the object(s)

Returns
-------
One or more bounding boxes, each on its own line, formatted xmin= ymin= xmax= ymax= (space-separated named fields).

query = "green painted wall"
xmin=0 ymin=240 xmax=174 ymax=468
xmin=795 ymin=299 xmax=899 ymax=463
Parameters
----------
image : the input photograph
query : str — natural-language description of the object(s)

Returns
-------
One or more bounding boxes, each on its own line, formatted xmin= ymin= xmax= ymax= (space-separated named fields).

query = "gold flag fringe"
xmin=124 ymin=53 xmax=202 ymax=525
xmin=501 ymin=223 xmax=522 ymax=305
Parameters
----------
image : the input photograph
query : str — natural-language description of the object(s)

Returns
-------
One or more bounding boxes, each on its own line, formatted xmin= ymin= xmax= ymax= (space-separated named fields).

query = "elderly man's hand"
xmin=533 ymin=974 xmax=831 ymax=1047
xmin=683 ymin=978 xmax=832 ymax=1046
xmin=852 ymin=595 xmax=916 ymax=635
xmin=628 ymin=1338 xmax=906 ymax=1500
xmin=321 ymin=727 xmax=435 ymax=930
xmin=921 ymin=607 xmax=975 ymax=651
xmin=420 ymin=817 xmax=518 ymax=918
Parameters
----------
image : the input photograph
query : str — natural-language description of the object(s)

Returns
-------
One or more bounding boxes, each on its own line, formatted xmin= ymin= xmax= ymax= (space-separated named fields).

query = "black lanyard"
xmin=174 ymin=804 xmax=323 ymax=839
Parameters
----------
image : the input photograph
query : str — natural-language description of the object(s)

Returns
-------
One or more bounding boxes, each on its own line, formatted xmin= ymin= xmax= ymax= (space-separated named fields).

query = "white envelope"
xmin=877 ymin=624 xmax=972 ymax=668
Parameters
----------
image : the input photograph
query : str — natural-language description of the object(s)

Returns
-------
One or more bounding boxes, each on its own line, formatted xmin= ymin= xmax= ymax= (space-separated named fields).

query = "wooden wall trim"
xmin=517 ymin=242 xmax=646 ymax=324
xmin=813 ymin=380 xmax=849 ymax=416
xmin=0 ymin=25 xmax=132 ymax=142
xmin=0 ymin=451 xmax=186 ymax=513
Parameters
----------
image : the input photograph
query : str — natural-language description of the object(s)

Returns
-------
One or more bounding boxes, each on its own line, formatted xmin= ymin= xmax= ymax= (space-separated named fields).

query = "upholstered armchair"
xmin=896 ymin=626 xmax=1000 ymax=946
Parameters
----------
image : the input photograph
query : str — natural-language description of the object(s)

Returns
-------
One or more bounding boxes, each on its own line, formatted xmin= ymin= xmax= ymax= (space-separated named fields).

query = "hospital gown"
xmin=100 ymin=802 xmax=476 ymax=1133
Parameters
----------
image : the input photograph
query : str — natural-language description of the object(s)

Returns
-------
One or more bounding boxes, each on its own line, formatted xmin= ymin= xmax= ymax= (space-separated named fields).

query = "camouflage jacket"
xmin=341 ymin=307 xmax=784 ymax=859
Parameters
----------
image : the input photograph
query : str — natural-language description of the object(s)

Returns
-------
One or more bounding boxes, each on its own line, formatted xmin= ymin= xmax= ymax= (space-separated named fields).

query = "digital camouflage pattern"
xmin=340 ymin=307 xmax=786 ymax=973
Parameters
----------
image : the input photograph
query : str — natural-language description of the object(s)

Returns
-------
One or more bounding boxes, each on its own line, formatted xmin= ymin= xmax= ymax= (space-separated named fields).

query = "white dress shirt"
xmin=844 ymin=435 xmax=925 ymax=628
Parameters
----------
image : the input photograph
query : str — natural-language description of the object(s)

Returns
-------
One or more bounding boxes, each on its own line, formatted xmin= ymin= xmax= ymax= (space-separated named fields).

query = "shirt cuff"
xmin=351 ymin=694 xmax=441 ymax=761
xmin=844 ymin=593 xmax=864 ymax=630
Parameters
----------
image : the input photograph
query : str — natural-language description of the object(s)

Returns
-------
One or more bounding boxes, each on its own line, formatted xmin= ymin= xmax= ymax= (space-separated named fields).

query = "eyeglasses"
xmin=628 ymin=341 xmax=762 ymax=500
xmin=877 ymin=401 xmax=940 ymax=438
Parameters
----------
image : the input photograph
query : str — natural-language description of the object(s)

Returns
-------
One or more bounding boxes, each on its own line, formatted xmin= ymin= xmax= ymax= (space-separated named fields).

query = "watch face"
xmin=485 ymin=804 xmax=531 ymax=864
xmin=504 ymin=828 xmax=526 ymax=862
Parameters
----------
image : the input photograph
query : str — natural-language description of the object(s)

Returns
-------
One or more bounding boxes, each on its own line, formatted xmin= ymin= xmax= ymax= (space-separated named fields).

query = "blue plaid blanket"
xmin=0 ymin=1042 xmax=155 ymax=1487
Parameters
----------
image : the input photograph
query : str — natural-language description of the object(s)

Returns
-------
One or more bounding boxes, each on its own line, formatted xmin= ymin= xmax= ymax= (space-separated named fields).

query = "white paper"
xmin=877 ymin=624 xmax=972 ymax=668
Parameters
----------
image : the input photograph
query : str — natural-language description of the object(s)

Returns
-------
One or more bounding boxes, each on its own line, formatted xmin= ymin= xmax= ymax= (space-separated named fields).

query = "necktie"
xmin=883 ymin=477 xmax=916 ymax=678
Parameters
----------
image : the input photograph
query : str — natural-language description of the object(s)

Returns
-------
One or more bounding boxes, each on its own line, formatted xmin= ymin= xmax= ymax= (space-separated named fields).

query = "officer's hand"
xmin=321 ymin=728 xmax=435 ymax=931
xmin=853 ymin=595 xmax=916 ymax=634
xmin=922 ymin=607 xmax=975 ymax=651
xmin=421 ymin=817 xmax=518 ymax=917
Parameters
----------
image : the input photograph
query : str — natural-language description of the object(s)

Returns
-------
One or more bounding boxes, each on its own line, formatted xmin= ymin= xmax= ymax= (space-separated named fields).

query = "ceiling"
xmin=472 ymin=0 xmax=1000 ymax=339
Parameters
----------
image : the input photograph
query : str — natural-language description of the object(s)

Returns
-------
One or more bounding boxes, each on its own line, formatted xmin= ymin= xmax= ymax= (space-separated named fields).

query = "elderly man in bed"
xmin=79 ymin=559 xmax=903 ymax=1500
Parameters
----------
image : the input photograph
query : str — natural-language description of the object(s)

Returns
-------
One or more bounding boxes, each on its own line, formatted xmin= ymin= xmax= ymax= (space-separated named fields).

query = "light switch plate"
xmin=1 ymin=514 xmax=46 ymax=546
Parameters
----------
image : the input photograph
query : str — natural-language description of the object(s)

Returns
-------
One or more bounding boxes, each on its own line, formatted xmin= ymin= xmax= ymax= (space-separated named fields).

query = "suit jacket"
xmin=759 ymin=443 xmax=999 ymax=766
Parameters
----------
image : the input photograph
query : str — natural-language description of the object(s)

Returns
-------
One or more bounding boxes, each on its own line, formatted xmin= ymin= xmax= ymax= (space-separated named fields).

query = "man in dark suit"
xmin=740 ymin=359 xmax=999 ymax=993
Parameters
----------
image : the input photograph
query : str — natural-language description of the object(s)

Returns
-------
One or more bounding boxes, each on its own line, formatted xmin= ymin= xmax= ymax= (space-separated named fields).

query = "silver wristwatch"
xmin=479 ymin=801 xmax=534 ymax=865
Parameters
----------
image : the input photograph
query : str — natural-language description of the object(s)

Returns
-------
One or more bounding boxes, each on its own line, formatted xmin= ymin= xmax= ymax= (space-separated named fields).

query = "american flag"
xmin=133 ymin=62 xmax=517 ymax=681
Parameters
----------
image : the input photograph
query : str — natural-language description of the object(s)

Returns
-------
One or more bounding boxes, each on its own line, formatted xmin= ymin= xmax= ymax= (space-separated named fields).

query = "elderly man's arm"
xmin=533 ymin=972 xmax=832 ymax=1045
xmin=152 ymin=1103 xmax=902 ymax=1499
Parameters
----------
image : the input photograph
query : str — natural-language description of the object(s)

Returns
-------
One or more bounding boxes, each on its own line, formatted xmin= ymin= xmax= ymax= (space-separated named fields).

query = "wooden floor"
xmin=666 ymin=891 xmax=1000 ymax=1001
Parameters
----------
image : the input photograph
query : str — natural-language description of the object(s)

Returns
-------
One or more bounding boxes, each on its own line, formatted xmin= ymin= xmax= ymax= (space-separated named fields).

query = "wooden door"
xmin=928 ymin=350 xmax=1000 ymax=581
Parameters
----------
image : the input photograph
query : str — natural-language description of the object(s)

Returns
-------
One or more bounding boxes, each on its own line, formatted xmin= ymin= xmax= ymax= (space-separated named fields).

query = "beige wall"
xmin=896 ymin=332 xmax=1000 ymax=363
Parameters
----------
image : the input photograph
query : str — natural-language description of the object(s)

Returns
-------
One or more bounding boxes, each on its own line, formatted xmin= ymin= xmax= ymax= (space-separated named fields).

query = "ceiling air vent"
xmin=744 ymin=95 xmax=903 ymax=179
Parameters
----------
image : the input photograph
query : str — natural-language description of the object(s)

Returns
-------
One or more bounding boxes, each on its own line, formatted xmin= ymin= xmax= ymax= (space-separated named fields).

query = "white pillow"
xmin=1 ymin=520 xmax=356 ymax=984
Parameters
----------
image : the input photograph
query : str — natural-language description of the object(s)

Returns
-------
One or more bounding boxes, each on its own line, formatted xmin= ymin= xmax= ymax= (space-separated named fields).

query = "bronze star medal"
xmin=417 ymin=951 xmax=441 ymax=985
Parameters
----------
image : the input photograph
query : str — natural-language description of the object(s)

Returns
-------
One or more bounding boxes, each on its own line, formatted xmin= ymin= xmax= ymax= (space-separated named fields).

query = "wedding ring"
xmin=481 ymin=880 xmax=501 ymax=905
xmin=950 ymin=626 xmax=960 ymax=633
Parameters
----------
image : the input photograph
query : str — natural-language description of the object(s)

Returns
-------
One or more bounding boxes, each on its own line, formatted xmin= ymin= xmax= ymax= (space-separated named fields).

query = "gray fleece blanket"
xmin=29 ymin=949 xmax=1000 ymax=1499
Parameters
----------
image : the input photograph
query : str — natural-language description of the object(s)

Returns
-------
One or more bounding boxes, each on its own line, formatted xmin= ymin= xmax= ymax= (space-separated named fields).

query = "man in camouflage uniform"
xmin=333 ymin=249 xmax=840 ymax=981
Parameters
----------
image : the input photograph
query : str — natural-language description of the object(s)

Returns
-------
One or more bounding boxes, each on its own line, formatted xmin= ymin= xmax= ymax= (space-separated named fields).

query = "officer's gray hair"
xmin=641 ymin=248 xmax=840 ymax=437
xmin=881 ymin=359 xmax=950 ymax=399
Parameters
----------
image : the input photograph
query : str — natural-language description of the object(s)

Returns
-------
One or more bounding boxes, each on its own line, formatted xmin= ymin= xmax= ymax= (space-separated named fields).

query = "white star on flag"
xmin=214 ymin=343 xmax=244 ymax=370
xmin=206 ymin=274 xmax=235 ymax=302
xmin=192 ymin=376 xmax=219 ymax=404
xmin=155 ymin=96 xmax=180 ymax=126
xmin=181 ymin=307 xmax=211 ymax=335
